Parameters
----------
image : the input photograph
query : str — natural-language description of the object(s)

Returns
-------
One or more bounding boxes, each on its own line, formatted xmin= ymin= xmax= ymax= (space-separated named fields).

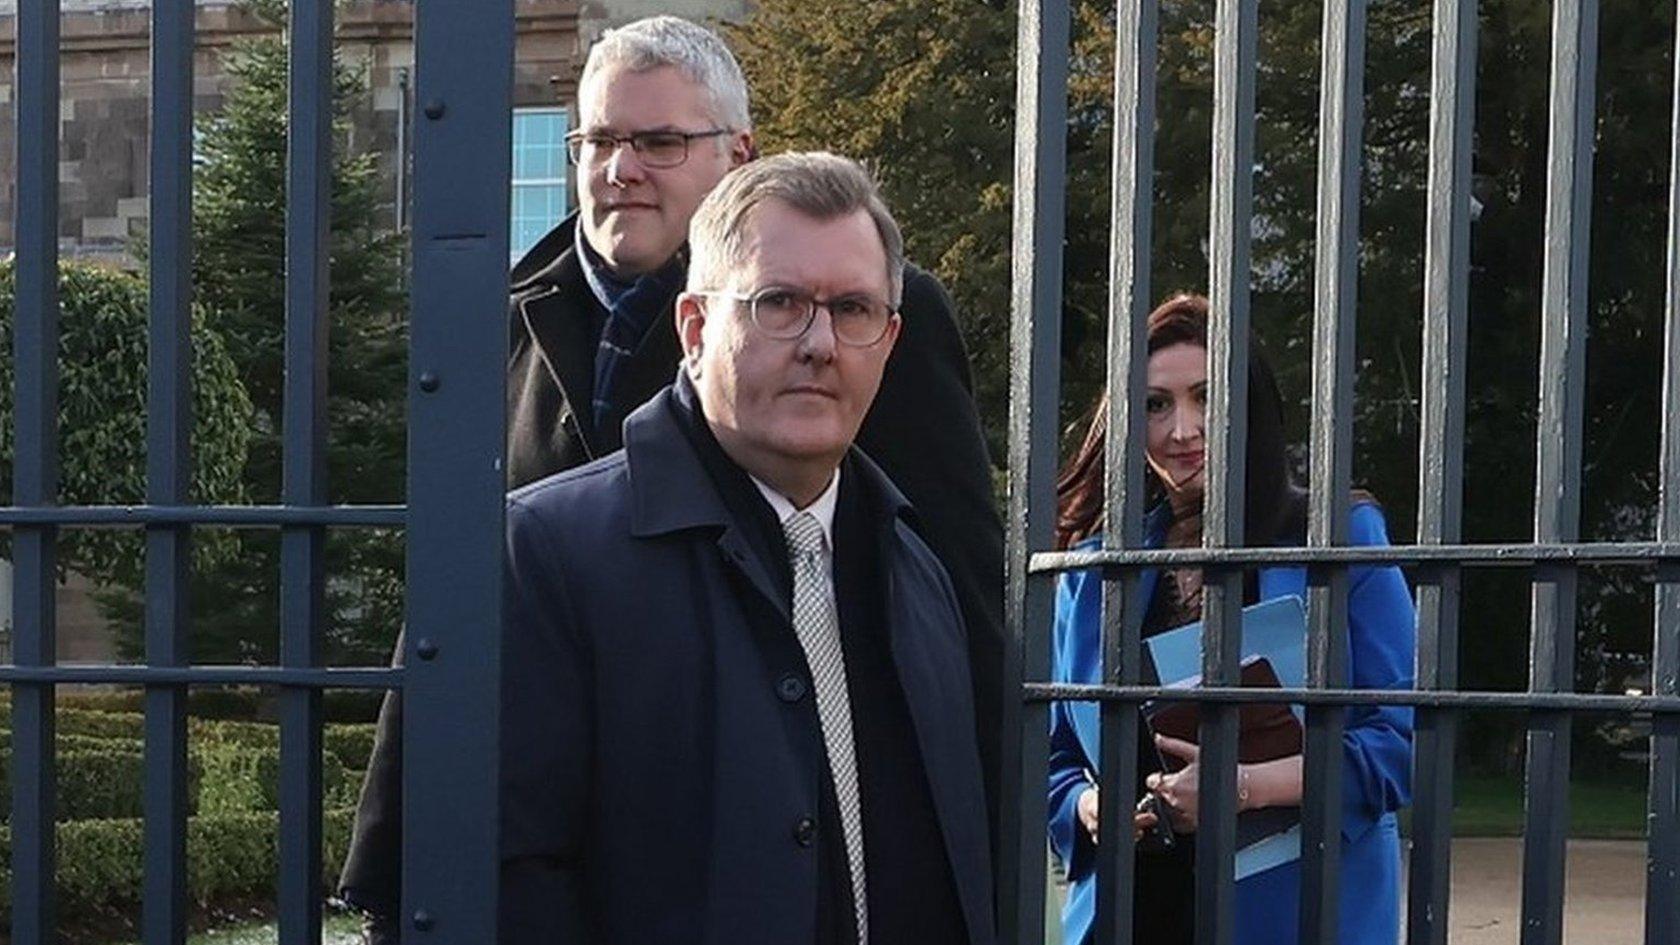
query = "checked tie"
xmin=783 ymin=510 xmax=869 ymax=945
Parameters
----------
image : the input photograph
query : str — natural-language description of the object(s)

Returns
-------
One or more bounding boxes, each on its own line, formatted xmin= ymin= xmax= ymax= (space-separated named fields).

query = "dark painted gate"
xmin=996 ymin=2 xmax=1680 ymax=945
xmin=8 ymin=0 xmax=511 ymax=942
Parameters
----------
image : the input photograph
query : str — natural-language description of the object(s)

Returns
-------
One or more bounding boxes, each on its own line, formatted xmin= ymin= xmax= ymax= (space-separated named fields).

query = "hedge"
xmin=196 ymin=740 xmax=360 ymax=816
xmin=0 ymin=748 xmax=203 ymax=820
xmin=0 ymin=707 xmax=377 ymax=771
xmin=0 ymin=808 xmax=355 ymax=922
xmin=0 ymin=687 xmax=385 ymax=724
xmin=0 ymin=742 xmax=358 ymax=820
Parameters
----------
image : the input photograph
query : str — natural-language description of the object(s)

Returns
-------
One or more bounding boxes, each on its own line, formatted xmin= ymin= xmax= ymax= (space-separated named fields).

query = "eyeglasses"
xmin=564 ymin=128 xmax=732 ymax=169
xmin=699 ymin=287 xmax=898 ymax=347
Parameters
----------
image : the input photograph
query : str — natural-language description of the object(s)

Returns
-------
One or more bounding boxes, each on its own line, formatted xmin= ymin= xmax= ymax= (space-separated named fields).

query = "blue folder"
xmin=1142 ymin=594 xmax=1307 ymax=880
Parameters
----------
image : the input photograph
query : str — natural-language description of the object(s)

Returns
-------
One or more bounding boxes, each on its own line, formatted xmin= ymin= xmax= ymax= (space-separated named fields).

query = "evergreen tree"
xmin=109 ymin=0 xmax=407 ymax=664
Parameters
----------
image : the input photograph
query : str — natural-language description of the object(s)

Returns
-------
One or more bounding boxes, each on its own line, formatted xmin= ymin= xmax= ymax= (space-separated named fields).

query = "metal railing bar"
xmin=1024 ymin=683 xmax=1680 ymax=713
xmin=0 ymin=666 xmax=403 ymax=686
xmin=1407 ymin=0 xmax=1476 ymax=940
xmin=402 ymin=1 xmax=515 ymax=940
xmin=144 ymin=2 xmax=196 ymax=940
xmin=1300 ymin=1 xmax=1365 ymax=936
xmin=278 ymin=0 xmax=335 ymax=939
xmin=1091 ymin=0 xmax=1158 ymax=939
xmin=1199 ymin=2 xmax=1259 ymax=942
xmin=1521 ymin=3 xmax=1597 ymax=942
xmin=11 ymin=0 xmax=63 ymax=939
xmin=1647 ymin=4 xmax=1680 ymax=940
xmin=1031 ymin=540 xmax=1680 ymax=571
xmin=1000 ymin=0 xmax=1069 ymax=940
xmin=0 ymin=504 xmax=406 ymax=527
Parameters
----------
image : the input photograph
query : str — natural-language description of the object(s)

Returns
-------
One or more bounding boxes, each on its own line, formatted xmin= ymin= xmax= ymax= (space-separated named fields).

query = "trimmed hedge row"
xmin=0 ymin=743 xmax=360 ymax=820
xmin=0 ymin=748 xmax=200 ymax=820
xmin=0 ymin=687 xmax=386 ymax=724
xmin=0 ymin=706 xmax=376 ymax=770
xmin=0 ymin=808 xmax=355 ymax=922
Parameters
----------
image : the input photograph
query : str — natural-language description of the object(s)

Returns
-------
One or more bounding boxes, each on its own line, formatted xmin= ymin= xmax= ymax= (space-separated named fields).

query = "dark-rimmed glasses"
xmin=699 ymin=287 xmax=898 ymax=347
xmin=565 ymin=128 xmax=732 ymax=169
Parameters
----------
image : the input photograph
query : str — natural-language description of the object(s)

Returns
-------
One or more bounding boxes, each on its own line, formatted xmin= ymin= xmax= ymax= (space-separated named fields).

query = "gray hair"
xmin=688 ymin=152 xmax=906 ymax=306
xmin=580 ymin=16 xmax=752 ymax=132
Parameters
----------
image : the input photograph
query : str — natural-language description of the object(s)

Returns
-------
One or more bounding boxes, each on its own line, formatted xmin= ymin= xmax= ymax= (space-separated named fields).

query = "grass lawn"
xmin=1438 ymin=773 xmax=1646 ymax=839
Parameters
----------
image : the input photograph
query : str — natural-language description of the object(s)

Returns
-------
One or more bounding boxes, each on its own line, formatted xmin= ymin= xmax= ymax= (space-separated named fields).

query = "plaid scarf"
xmin=578 ymin=225 xmax=686 ymax=434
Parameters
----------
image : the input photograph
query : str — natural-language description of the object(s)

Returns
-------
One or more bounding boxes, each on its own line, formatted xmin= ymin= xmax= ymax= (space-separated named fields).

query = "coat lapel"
xmin=519 ymin=256 xmax=603 ymax=456
xmin=854 ymin=452 xmax=992 ymax=945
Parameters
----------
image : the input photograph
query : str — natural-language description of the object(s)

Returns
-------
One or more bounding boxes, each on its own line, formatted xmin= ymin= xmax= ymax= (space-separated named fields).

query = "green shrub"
xmin=193 ymin=741 xmax=359 ymax=816
xmin=0 ymin=748 xmax=204 ymax=820
xmin=0 ymin=808 xmax=355 ymax=922
xmin=54 ymin=688 xmax=265 ymax=721
xmin=324 ymin=723 xmax=376 ymax=770
xmin=0 ymin=731 xmax=143 ymax=755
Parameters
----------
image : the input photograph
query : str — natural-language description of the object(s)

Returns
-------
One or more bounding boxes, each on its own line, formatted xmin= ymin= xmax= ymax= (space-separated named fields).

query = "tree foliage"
xmin=736 ymin=0 xmax=1671 ymax=771
xmin=108 ymin=0 xmax=407 ymax=664
xmin=0 ymin=261 xmax=252 ymax=584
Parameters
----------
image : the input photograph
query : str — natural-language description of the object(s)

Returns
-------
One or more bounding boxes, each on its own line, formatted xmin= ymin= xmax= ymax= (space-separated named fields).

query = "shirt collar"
xmin=750 ymin=468 xmax=842 ymax=552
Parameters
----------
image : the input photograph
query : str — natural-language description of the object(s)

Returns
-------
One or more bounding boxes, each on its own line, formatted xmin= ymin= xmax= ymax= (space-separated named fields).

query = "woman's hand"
xmin=1145 ymin=734 xmax=1202 ymax=831
xmin=1075 ymin=785 xmax=1171 ymax=845
xmin=1077 ymin=787 xmax=1101 ymax=844
xmin=1145 ymin=736 xmax=1308 ymax=833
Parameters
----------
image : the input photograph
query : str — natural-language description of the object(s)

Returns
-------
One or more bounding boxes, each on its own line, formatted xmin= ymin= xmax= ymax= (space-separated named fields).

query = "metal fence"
xmin=997 ymin=2 xmax=1680 ymax=945
xmin=6 ymin=0 xmax=511 ymax=942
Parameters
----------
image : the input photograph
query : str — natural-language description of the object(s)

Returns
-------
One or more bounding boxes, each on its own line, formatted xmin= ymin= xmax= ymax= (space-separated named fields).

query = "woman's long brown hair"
xmin=1053 ymin=293 xmax=1308 ymax=550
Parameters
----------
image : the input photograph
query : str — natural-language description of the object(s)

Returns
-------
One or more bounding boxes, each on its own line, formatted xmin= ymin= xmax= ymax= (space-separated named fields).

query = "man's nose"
xmin=604 ymin=144 xmax=646 ymax=187
xmin=795 ymin=307 xmax=839 ymax=363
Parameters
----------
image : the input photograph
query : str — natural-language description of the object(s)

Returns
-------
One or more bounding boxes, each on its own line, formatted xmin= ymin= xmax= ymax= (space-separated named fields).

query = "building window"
xmin=511 ymin=107 xmax=570 ymax=262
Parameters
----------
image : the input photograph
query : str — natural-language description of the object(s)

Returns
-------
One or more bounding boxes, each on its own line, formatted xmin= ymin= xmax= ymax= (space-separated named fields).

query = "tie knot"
xmin=783 ymin=511 xmax=826 ymax=558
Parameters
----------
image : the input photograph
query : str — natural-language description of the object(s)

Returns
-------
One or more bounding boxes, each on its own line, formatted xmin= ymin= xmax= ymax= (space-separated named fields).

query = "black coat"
xmin=500 ymin=383 xmax=996 ymax=945
xmin=339 ymin=217 xmax=1006 ymax=925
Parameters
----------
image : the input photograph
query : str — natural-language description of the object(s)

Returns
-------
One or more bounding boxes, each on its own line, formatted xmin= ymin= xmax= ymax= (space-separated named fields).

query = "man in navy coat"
xmin=500 ymin=152 xmax=995 ymax=945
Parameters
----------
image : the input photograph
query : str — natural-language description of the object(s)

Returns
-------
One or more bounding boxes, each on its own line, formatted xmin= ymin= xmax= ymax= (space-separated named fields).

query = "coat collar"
xmin=623 ymin=374 xmax=914 ymax=540
xmin=513 ymin=213 xmax=686 ymax=455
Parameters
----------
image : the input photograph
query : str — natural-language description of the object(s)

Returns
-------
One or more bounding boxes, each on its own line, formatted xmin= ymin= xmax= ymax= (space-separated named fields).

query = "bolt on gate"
xmin=996 ymin=2 xmax=1680 ymax=945
xmin=7 ymin=0 xmax=513 ymax=942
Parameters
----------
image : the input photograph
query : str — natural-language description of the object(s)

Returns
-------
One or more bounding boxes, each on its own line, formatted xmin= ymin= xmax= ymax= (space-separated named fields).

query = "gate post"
xmin=405 ymin=0 xmax=514 ymax=940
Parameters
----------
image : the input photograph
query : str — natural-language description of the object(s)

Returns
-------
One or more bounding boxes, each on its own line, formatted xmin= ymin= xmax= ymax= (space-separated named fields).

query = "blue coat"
xmin=500 ymin=383 xmax=996 ymax=945
xmin=1047 ymin=502 xmax=1415 ymax=945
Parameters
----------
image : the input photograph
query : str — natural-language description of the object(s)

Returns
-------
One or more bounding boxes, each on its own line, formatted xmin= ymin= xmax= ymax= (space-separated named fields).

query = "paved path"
xmin=1403 ymin=838 xmax=1646 ymax=944
xmin=1046 ymin=838 xmax=1649 ymax=943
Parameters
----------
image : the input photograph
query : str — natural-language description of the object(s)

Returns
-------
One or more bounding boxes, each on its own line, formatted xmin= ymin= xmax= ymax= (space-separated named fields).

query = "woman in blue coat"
xmin=1046 ymin=294 xmax=1415 ymax=945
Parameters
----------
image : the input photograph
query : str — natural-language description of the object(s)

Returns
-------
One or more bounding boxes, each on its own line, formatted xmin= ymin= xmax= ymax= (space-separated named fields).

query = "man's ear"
xmin=676 ymin=293 xmax=708 ymax=377
xmin=733 ymin=130 xmax=757 ymax=167
xmin=878 ymin=312 xmax=903 ymax=358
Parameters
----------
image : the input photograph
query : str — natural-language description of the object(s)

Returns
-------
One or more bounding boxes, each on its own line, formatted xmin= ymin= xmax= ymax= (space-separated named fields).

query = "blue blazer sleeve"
xmin=1339 ymin=502 xmax=1417 ymax=840
xmin=1047 ymin=567 xmax=1098 ymax=880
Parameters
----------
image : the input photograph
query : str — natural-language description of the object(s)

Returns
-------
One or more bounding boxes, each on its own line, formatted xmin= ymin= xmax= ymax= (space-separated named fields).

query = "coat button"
xmin=776 ymin=673 xmax=807 ymax=702
xmin=793 ymin=816 xmax=817 ymax=847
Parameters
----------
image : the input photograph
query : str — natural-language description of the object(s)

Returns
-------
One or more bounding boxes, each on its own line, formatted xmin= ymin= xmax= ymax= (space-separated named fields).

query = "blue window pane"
xmin=512 ymin=111 xmax=567 ymax=180
xmin=510 ymin=184 xmax=566 ymax=261
xmin=510 ymin=109 xmax=569 ymax=261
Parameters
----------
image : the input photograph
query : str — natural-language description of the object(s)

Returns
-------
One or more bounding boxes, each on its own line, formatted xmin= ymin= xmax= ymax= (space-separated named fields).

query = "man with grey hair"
xmin=341 ymin=15 xmax=1004 ymax=943
xmin=501 ymin=150 xmax=993 ymax=945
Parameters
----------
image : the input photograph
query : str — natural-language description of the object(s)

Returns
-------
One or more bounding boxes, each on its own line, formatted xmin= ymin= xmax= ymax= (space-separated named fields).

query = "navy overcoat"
xmin=500 ymin=383 xmax=997 ymax=945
